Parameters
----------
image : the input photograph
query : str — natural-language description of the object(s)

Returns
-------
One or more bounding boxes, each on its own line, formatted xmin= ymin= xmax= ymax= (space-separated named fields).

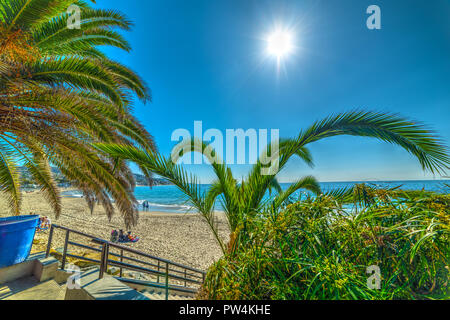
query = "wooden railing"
xmin=45 ymin=224 xmax=206 ymax=299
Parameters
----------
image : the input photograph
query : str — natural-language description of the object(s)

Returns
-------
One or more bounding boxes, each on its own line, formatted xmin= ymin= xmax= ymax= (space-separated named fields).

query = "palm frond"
xmin=25 ymin=151 xmax=61 ymax=217
xmin=0 ymin=144 xmax=21 ymax=215
xmin=271 ymin=175 xmax=321 ymax=210
xmin=0 ymin=0 xmax=152 ymax=225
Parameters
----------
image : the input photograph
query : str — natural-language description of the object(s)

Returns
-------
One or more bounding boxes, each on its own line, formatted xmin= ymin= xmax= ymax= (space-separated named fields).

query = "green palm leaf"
xmin=0 ymin=145 xmax=21 ymax=215
xmin=0 ymin=0 xmax=154 ymax=225
xmin=95 ymin=110 xmax=450 ymax=252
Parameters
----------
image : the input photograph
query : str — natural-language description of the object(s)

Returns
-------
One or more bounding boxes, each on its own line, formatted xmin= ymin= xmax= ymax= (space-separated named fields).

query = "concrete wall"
xmin=0 ymin=252 xmax=58 ymax=285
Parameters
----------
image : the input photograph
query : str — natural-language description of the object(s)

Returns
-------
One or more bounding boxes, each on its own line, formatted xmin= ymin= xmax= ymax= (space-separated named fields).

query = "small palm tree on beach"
xmin=96 ymin=111 xmax=450 ymax=253
xmin=0 ymin=0 xmax=155 ymax=227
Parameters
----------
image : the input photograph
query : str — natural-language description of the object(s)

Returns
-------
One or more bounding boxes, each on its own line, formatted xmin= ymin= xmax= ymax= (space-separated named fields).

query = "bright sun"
xmin=266 ymin=30 xmax=294 ymax=59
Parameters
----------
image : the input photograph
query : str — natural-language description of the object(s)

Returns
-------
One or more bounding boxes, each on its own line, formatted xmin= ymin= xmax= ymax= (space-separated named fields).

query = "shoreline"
xmin=0 ymin=190 xmax=229 ymax=271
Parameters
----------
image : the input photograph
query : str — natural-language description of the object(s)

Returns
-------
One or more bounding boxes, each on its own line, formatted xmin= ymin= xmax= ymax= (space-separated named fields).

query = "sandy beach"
xmin=0 ymin=190 xmax=229 ymax=271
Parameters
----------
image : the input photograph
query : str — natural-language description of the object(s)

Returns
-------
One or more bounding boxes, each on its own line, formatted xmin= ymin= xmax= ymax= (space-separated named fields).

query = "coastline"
xmin=1 ymin=180 xmax=447 ymax=271
xmin=0 ymin=189 xmax=228 ymax=271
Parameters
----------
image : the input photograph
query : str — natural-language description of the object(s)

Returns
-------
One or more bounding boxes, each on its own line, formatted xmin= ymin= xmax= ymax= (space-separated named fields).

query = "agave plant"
xmin=0 ymin=0 xmax=155 ymax=227
xmin=96 ymin=111 xmax=449 ymax=253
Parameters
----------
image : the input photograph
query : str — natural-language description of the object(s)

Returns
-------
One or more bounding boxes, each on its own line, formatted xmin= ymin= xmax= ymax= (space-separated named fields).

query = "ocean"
xmin=62 ymin=180 xmax=449 ymax=213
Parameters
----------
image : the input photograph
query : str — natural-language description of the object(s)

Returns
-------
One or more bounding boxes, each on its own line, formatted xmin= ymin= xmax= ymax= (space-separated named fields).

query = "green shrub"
xmin=201 ymin=193 xmax=450 ymax=300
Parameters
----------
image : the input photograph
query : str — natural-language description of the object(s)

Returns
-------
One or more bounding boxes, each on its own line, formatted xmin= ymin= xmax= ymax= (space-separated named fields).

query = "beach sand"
xmin=0 ymin=190 xmax=229 ymax=271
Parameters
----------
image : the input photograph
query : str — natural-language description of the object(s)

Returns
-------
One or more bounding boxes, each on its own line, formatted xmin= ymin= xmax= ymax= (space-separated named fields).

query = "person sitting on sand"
xmin=37 ymin=216 xmax=51 ymax=232
xmin=111 ymin=230 xmax=118 ymax=243
xmin=118 ymin=229 xmax=125 ymax=242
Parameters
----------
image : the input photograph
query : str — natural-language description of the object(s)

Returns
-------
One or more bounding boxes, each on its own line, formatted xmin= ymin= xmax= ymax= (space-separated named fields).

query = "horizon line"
xmin=147 ymin=178 xmax=450 ymax=185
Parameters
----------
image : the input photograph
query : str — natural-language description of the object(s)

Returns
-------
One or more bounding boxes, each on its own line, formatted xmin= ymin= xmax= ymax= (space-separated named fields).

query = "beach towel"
xmin=110 ymin=229 xmax=139 ymax=243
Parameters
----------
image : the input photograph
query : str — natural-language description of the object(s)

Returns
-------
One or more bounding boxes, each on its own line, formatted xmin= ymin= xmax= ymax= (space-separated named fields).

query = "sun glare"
xmin=266 ymin=30 xmax=294 ymax=59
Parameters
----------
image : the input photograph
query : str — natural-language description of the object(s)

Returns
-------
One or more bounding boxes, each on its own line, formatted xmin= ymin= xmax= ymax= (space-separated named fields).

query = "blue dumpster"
xmin=0 ymin=215 xmax=39 ymax=268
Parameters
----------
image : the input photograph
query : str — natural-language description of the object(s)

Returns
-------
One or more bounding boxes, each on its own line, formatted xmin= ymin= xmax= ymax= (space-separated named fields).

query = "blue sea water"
xmin=62 ymin=180 xmax=449 ymax=213
xmin=135 ymin=180 xmax=449 ymax=213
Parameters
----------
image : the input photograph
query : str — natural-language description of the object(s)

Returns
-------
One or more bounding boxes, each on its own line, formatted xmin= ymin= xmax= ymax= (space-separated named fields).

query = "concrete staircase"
xmin=116 ymin=276 xmax=197 ymax=300
xmin=0 ymin=252 xmax=65 ymax=300
xmin=0 ymin=252 xmax=196 ymax=300
xmin=142 ymin=289 xmax=193 ymax=300
xmin=1 ymin=276 xmax=66 ymax=300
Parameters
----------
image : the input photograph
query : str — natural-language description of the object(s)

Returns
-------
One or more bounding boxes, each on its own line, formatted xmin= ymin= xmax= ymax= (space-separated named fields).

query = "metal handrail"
xmin=48 ymin=224 xmax=205 ymax=275
xmin=67 ymin=240 xmax=203 ymax=279
xmin=107 ymin=259 xmax=203 ymax=285
xmin=45 ymin=224 xmax=206 ymax=299
xmin=92 ymin=239 xmax=205 ymax=274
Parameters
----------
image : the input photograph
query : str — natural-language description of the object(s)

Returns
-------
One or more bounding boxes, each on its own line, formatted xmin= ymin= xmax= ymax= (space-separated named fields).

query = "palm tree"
xmin=96 ymin=111 xmax=450 ymax=252
xmin=0 ymin=0 xmax=155 ymax=227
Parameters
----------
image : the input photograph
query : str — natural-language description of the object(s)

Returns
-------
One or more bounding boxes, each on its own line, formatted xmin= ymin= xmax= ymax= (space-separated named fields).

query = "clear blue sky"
xmin=96 ymin=0 xmax=450 ymax=183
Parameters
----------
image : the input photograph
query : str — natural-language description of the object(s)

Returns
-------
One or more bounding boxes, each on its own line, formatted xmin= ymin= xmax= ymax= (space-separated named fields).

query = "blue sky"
xmin=96 ymin=0 xmax=450 ymax=183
